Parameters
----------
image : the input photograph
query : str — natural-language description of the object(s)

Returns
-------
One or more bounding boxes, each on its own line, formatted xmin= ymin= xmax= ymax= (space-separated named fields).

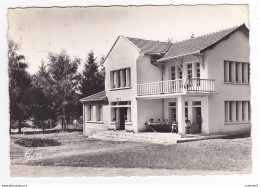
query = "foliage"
xmin=30 ymin=62 xmax=56 ymax=131
xmin=15 ymin=138 xmax=61 ymax=147
xmin=33 ymin=50 xmax=81 ymax=130
xmin=79 ymin=51 xmax=104 ymax=98
xmin=8 ymin=40 xmax=32 ymax=133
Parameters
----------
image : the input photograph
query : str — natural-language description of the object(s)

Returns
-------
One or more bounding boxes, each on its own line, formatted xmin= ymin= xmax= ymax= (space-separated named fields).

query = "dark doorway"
xmin=192 ymin=107 xmax=202 ymax=133
xmin=119 ymin=107 xmax=127 ymax=130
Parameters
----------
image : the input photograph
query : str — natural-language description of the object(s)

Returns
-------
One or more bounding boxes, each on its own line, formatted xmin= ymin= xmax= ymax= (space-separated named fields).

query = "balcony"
xmin=137 ymin=78 xmax=215 ymax=96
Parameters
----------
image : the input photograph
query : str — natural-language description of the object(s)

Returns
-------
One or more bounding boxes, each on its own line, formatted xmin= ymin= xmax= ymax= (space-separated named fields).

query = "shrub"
xmin=15 ymin=138 xmax=61 ymax=147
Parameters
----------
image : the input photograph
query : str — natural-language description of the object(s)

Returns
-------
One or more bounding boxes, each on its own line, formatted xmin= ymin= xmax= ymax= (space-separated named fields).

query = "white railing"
xmin=137 ymin=78 xmax=215 ymax=96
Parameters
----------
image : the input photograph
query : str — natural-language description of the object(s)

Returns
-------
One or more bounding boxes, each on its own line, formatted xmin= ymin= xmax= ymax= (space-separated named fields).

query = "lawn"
xmin=10 ymin=131 xmax=252 ymax=174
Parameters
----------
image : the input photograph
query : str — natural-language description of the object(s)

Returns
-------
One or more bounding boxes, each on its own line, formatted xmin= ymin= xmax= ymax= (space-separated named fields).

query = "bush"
xmin=15 ymin=138 xmax=61 ymax=147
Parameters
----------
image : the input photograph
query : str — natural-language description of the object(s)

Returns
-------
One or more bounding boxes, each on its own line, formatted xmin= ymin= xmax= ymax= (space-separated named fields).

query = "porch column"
xmin=177 ymin=96 xmax=185 ymax=135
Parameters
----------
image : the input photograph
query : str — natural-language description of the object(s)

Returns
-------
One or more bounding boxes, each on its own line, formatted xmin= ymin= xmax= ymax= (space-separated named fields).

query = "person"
xmin=185 ymin=117 xmax=192 ymax=134
xmin=157 ymin=118 xmax=161 ymax=123
xmin=171 ymin=120 xmax=178 ymax=134
xmin=185 ymin=117 xmax=190 ymax=123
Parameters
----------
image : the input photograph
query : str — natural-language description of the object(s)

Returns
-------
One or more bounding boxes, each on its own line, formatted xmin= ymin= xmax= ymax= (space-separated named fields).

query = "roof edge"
xmin=79 ymin=91 xmax=106 ymax=103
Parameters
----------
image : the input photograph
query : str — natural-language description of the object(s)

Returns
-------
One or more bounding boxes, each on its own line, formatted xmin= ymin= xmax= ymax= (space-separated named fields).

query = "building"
xmin=80 ymin=24 xmax=250 ymax=136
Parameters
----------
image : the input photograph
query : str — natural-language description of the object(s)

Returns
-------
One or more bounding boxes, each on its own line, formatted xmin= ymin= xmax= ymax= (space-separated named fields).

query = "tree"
xmin=44 ymin=50 xmax=81 ymax=130
xmin=8 ymin=40 xmax=32 ymax=133
xmin=79 ymin=51 xmax=104 ymax=98
xmin=30 ymin=62 xmax=55 ymax=131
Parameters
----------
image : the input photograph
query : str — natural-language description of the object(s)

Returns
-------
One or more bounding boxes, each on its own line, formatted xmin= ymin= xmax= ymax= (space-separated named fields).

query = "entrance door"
xmin=192 ymin=107 xmax=202 ymax=133
xmin=119 ymin=108 xmax=127 ymax=130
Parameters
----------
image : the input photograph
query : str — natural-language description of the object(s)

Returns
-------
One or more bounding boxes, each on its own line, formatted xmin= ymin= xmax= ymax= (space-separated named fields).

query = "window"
xmin=111 ymin=68 xmax=131 ymax=89
xmin=96 ymin=105 xmax=102 ymax=121
xmin=172 ymin=108 xmax=177 ymax=122
xmin=87 ymin=105 xmax=103 ymax=122
xmin=179 ymin=65 xmax=183 ymax=79
xmin=87 ymin=105 xmax=93 ymax=121
xmin=196 ymin=63 xmax=200 ymax=79
xmin=185 ymin=102 xmax=188 ymax=118
xmin=225 ymin=101 xmax=250 ymax=123
xmin=224 ymin=61 xmax=250 ymax=83
xmin=169 ymin=102 xmax=176 ymax=107
xmin=192 ymin=101 xmax=201 ymax=106
xmin=171 ymin=66 xmax=176 ymax=80
xmin=235 ymin=63 xmax=239 ymax=82
xmin=229 ymin=62 xmax=232 ymax=82
xmin=187 ymin=63 xmax=192 ymax=78
xmin=169 ymin=102 xmax=177 ymax=122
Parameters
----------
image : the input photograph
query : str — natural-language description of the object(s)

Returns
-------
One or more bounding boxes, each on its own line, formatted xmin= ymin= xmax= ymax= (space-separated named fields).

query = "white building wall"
xmin=205 ymin=30 xmax=250 ymax=134
xmin=103 ymin=36 xmax=141 ymax=132
xmin=137 ymin=99 xmax=163 ymax=132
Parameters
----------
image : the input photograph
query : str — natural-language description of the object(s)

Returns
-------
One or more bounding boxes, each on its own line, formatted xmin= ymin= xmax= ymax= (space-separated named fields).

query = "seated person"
xmin=171 ymin=120 xmax=178 ymax=133
xmin=149 ymin=118 xmax=154 ymax=124
xmin=185 ymin=117 xmax=192 ymax=133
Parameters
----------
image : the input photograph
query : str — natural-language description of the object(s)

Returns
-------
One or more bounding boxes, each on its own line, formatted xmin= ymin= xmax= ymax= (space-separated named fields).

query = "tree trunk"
xmin=18 ymin=120 xmax=22 ymax=133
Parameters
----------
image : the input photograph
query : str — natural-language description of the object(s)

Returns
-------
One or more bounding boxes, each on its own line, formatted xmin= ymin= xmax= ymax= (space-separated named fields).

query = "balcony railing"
xmin=137 ymin=78 xmax=215 ymax=96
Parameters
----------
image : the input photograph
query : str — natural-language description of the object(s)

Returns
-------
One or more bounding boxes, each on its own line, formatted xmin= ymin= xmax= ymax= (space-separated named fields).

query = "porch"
xmin=90 ymin=130 xmax=229 ymax=144
xmin=137 ymin=78 xmax=215 ymax=96
xmin=136 ymin=95 xmax=209 ymax=135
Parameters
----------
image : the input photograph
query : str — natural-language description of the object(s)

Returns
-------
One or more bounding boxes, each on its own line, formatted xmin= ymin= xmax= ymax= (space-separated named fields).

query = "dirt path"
xmin=10 ymin=165 xmax=249 ymax=177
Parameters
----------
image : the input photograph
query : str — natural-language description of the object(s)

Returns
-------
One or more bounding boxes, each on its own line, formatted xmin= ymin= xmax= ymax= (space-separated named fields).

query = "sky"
xmin=8 ymin=5 xmax=249 ymax=74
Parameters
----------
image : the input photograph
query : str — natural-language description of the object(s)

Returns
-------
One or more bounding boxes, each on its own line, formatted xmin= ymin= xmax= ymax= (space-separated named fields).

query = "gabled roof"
xmin=126 ymin=37 xmax=172 ymax=55
xmin=80 ymin=91 xmax=107 ymax=103
xmin=157 ymin=24 xmax=249 ymax=62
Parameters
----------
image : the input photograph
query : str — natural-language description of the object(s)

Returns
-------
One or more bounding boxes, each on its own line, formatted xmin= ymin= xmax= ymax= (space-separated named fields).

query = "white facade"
xmin=81 ymin=26 xmax=251 ymax=136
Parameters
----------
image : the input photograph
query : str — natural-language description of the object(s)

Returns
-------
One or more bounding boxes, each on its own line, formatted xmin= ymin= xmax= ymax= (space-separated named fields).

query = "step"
xmin=90 ymin=131 xmax=179 ymax=144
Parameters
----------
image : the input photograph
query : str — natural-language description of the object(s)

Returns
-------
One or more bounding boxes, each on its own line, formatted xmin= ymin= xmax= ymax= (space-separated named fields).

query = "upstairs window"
xmin=111 ymin=68 xmax=131 ymax=89
xmin=171 ymin=66 xmax=176 ymax=80
xmin=224 ymin=61 xmax=249 ymax=83
xmin=187 ymin=63 xmax=192 ymax=79
xmin=179 ymin=65 xmax=183 ymax=79
xmin=196 ymin=63 xmax=200 ymax=79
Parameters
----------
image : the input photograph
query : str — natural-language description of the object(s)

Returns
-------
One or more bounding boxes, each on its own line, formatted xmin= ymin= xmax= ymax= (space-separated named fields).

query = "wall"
xmin=137 ymin=99 xmax=163 ymax=132
xmin=103 ymin=36 xmax=141 ymax=132
xmin=83 ymin=104 xmax=110 ymax=136
xmin=205 ymin=30 xmax=251 ymax=134
xmin=137 ymin=55 xmax=162 ymax=84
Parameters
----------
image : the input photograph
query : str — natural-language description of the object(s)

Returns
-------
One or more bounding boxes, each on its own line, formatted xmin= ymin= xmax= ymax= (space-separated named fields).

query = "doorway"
xmin=119 ymin=107 xmax=127 ymax=130
xmin=192 ymin=107 xmax=202 ymax=133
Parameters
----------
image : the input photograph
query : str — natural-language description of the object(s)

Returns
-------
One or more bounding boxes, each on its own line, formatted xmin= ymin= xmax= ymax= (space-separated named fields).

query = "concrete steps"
xmin=90 ymin=131 xmax=181 ymax=144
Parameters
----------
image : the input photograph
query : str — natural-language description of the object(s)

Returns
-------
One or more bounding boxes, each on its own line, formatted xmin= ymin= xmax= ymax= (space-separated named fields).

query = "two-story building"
xmin=80 ymin=24 xmax=250 ymax=136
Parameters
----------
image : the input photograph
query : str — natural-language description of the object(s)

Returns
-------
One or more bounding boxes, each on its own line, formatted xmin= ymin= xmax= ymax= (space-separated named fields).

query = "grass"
xmin=10 ymin=131 xmax=252 ymax=172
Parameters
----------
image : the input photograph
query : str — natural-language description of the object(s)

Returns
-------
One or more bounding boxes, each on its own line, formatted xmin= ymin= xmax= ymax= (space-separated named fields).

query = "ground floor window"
xmin=169 ymin=102 xmax=177 ymax=123
xmin=86 ymin=105 xmax=103 ymax=122
xmin=225 ymin=101 xmax=250 ymax=123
